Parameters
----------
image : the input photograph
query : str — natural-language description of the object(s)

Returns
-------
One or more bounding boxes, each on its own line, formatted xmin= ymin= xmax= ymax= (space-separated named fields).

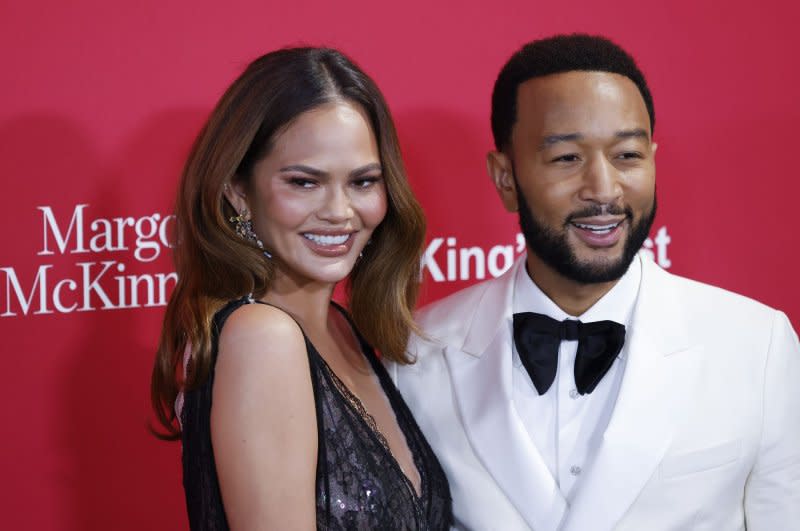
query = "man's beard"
xmin=516 ymin=188 xmax=656 ymax=284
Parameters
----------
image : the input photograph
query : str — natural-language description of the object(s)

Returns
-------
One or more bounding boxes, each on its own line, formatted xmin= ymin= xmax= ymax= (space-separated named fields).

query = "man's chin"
xmin=560 ymin=254 xmax=632 ymax=284
xmin=571 ymin=247 xmax=626 ymax=265
xmin=569 ymin=237 xmax=627 ymax=262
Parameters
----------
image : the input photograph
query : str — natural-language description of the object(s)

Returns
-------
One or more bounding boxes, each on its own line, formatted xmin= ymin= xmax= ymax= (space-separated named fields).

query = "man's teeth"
xmin=303 ymin=233 xmax=350 ymax=245
xmin=572 ymin=222 xmax=621 ymax=234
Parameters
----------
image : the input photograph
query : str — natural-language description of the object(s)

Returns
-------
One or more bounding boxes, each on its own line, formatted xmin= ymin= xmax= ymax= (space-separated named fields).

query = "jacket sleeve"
xmin=744 ymin=311 xmax=800 ymax=529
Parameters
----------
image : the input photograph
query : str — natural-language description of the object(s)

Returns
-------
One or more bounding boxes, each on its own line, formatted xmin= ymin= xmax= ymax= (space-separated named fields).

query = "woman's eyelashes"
xmin=282 ymin=169 xmax=383 ymax=191
xmin=287 ymin=176 xmax=317 ymax=188
xmin=351 ymin=174 xmax=383 ymax=189
xmin=284 ymin=175 xmax=383 ymax=189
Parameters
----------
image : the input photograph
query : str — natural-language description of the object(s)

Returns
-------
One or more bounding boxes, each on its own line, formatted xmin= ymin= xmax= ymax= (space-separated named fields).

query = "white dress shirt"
xmin=511 ymin=258 xmax=641 ymax=501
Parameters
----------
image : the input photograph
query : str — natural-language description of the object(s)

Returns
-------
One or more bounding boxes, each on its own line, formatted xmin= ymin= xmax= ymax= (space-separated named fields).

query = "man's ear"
xmin=223 ymin=179 xmax=249 ymax=217
xmin=486 ymin=150 xmax=518 ymax=212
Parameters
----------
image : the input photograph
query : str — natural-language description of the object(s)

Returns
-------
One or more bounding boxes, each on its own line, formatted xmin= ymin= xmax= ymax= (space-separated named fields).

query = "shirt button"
xmin=569 ymin=389 xmax=579 ymax=399
xmin=570 ymin=465 xmax=582 ymax=476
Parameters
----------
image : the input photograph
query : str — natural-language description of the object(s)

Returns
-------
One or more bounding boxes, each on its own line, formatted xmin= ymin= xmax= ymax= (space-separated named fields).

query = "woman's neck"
xmin=260 ymin=271 xmax=336 ymax=331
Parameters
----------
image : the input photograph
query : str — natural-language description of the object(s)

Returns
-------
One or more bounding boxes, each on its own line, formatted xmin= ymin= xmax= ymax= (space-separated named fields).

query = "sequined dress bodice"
xmin=180 ymin=298 xmax=452 ymax=530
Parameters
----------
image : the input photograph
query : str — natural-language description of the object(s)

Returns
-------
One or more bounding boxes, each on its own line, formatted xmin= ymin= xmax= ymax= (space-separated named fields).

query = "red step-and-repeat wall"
xmin=2 ymin=1 xmax=798 ymax=528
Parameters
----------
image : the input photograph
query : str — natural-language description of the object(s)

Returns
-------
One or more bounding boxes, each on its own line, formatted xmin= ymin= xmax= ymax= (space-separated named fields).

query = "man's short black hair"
xmin=490 ymin=34 xmax=655 ymax=151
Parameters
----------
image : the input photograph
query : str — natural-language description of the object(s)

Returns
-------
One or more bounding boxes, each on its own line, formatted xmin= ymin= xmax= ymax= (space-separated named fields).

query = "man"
xmin=388 ymin=34 xmax=800 ymax=530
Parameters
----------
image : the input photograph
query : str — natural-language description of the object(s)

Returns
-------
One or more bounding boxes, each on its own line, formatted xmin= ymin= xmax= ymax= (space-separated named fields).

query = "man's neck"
xmin=525 ymin=253 xmax=620 ymax=317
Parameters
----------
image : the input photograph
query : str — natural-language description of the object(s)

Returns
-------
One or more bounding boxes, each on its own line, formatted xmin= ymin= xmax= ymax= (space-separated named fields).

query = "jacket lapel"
xmin=561 ymin=257 xmax=703 ymax=531
xmin=445 ymin=257 xmax=567 ymax=531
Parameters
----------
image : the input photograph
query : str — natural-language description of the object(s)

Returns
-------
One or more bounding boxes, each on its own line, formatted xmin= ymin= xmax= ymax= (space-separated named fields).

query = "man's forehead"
xmin=513 ymin=71 xmax=650 ymax=136
xmin=516 ymin=70 xmax=641 ymax=105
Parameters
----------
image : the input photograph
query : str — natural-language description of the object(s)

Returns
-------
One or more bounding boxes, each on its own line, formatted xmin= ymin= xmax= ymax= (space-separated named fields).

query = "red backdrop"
xmin=2 ymin=1 xmax=798 ymax=528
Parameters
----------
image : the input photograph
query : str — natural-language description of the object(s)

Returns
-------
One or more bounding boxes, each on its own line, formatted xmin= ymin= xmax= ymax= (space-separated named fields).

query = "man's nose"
xmin=578 ymin=155 xmax=623 ymax=205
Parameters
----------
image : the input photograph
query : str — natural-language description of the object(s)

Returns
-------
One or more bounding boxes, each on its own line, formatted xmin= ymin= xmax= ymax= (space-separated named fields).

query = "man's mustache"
xmin=566 ymin=204 xmax=632 ymax=222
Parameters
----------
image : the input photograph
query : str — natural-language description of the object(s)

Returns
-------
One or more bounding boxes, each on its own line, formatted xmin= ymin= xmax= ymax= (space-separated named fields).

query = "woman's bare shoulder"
xmin=220 ymin=302 xmax=305 ymax=353
xmin=211 ymin=301 xmax=318 ymax=528
xmin=214 ymin=302 xmax=311 ymax=398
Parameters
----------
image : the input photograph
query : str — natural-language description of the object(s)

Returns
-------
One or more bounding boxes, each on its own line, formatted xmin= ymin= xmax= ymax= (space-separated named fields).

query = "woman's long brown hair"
xmin=151 ymin=47 xmax=426 ymax=439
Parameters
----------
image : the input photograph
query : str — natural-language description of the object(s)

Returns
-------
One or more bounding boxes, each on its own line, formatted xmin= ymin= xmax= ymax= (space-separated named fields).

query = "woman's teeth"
xmin=303 ymin=233 xmax=350 ymax=245
xmin=572 ymin=222 xmax=621 ymax=235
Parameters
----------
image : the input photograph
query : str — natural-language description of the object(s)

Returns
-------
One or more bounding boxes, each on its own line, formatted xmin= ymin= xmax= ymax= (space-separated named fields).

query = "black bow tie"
xmin=512 ymin=312 xmax=626 ymax=396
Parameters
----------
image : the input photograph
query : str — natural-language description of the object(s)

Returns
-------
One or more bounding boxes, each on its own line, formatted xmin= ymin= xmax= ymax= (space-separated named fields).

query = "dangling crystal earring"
xmin=359 ymin=238 xmax=372 ymax=259
xmin=230 ymin=208 xmax=272 ymax=259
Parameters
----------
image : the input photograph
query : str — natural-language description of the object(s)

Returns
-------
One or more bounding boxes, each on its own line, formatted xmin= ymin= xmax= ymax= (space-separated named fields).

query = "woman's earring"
xmin=359 ymin=238 xmax=372 ymax=259
xmin=229 ymin=209 xmax=272 ymax=259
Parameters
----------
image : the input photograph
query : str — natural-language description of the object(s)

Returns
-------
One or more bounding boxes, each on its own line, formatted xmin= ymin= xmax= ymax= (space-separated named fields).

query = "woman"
xmin=150 ymin=47 xmax=452 ymax=530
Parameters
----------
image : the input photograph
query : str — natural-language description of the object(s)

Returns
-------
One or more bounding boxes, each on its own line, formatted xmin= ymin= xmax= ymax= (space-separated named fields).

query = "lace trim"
xmin=324 ymin=364 xmax=393 ymax=454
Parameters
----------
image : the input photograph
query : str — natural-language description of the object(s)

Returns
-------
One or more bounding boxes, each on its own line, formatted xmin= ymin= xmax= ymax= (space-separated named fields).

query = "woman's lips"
xmin=301 ymin=232 xmax=356 ymax=257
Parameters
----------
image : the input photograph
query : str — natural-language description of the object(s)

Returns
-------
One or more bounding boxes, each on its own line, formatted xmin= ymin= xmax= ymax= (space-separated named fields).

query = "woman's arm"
xmin=211 ymin=303 xmax=317 ymax=530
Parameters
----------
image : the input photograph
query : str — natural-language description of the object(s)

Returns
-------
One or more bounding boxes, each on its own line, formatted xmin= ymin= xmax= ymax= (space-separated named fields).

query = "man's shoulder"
xmin=648 ymin=261 xmax=784 ymax=330
xmin=405 ymin=275 xmax=506 ymax=365
xmin=416 ymin=278 xmax=497 ymax=329
xmin=657 ymin=264 xmax=769 ymax=308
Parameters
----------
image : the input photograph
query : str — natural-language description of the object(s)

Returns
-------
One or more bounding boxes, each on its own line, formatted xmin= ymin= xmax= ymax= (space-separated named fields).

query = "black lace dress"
xmin=180 ymin=298 xmax=452 ymax=530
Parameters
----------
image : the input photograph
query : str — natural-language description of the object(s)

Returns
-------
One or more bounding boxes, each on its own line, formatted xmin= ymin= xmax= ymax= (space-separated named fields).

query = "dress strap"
xmin=212 ymin=296 xmax=253 ymax=334
xmin=329 ymin=300 xmax=378 ymax=358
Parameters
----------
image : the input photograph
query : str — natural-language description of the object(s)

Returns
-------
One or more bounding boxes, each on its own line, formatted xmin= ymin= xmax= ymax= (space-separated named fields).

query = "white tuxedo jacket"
xmin=388 ymin=256 xmax=800 ymax=531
